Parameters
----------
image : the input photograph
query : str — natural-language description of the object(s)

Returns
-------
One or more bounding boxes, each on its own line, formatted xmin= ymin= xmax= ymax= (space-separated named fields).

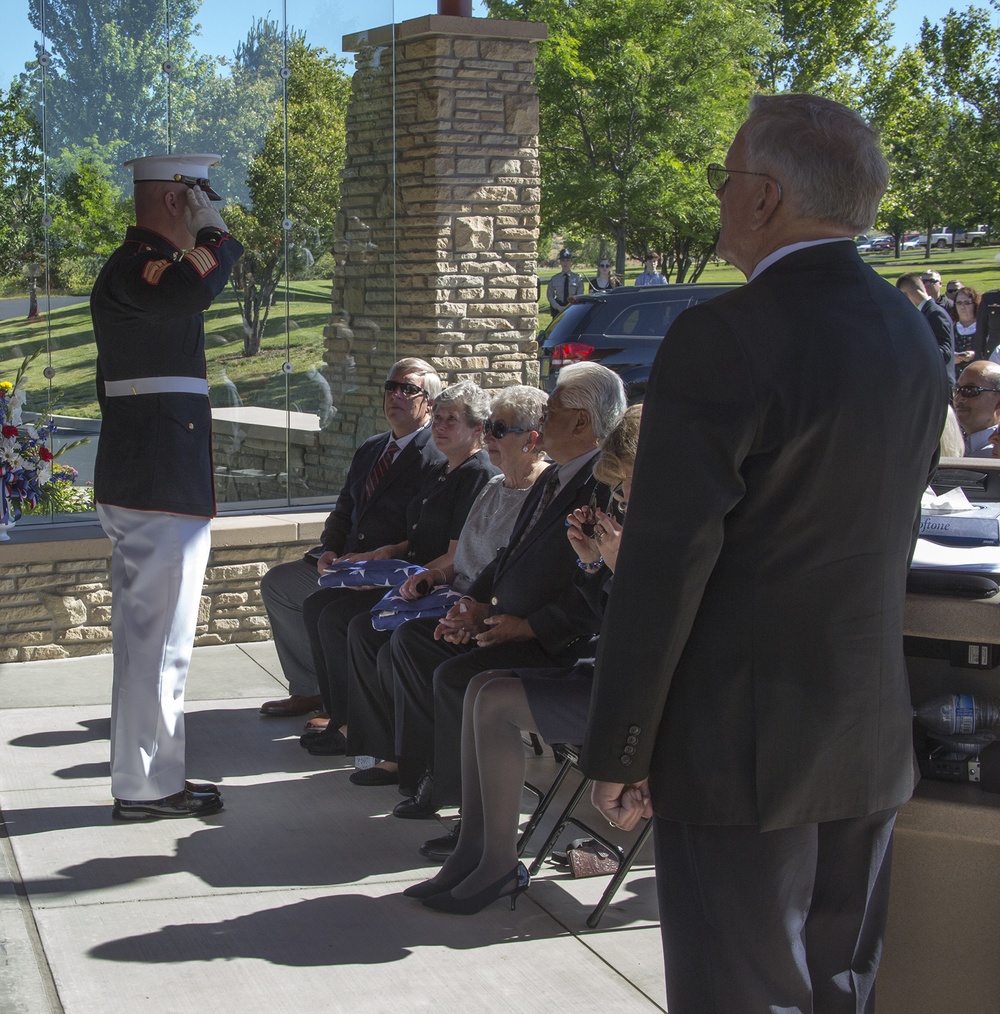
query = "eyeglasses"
xmin=598 ymin=263 xmax=611 ymax=269
xmin=383 ymin=380 xmax=427 ymax=398
xmin=954 ymin=385 xmax=1000 ymax=399
xmin=611 ymin=482 xmax=629 ymax=513
xmin=483 ymin=419 xmax=532 ymax=439
xmin=921 ymin=277 xmax=940 ymax=285
xmin=955 ymin=299 xmax=975 ymax=306
xmin=706 ymin=162 xmax=783 ymax=202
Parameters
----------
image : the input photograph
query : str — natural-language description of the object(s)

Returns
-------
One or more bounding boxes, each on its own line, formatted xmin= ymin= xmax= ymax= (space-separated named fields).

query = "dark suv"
xmin=538 ymin=283 xmax=737 ymax=400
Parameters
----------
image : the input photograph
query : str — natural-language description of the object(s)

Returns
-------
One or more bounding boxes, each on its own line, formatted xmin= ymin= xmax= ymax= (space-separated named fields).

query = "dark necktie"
xmin=563 ymin=274 xmax=569 ymax=304
xmin=508 ymin=469 xmax=559 ymax=554
xmin=364 ymin=440 xmax=400 ymax=504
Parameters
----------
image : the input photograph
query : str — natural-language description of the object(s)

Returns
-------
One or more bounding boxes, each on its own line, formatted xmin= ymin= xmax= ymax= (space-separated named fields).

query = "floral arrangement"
xmin=1 ymin=350 xmax=85 ymax=526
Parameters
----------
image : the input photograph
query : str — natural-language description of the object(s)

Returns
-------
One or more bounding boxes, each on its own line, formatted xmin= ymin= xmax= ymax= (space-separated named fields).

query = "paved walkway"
xmin=0 ymin=642 xmax=665 ymax=1013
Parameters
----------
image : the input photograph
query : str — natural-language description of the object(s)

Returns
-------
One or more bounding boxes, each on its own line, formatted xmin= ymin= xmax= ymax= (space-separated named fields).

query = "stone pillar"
xmin=315 ymin=15 xmax=547 ymax=488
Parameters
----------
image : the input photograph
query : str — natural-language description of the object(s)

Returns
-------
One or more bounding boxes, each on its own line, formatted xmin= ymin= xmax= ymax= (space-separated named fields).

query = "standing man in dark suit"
xmin=897 ymin=272 xmax=956 ymax=386
xmin=258 ymin=359 xmax=444 ymax=717
xmin=581 ymin=94 xmax=948 ymax=1013
xmin=91 ymin=153 xmax=243 ymax=820
xmin=389 ymin=361 xmax=626 ymax=818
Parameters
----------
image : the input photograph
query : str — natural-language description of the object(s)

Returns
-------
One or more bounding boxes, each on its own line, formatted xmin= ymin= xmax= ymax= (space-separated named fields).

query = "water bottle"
xmin=913 ymin=693 xmax=1000 ymax=736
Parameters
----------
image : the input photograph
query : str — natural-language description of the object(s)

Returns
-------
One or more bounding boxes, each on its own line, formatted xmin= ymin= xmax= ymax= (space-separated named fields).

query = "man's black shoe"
xmin=305 ymin=727 xmax=348 ymax=755
xmin=112 ymin=789 xmax=223 ymax=821
xmin=419 ymin=821 xmax=460 ymax=860
xmin=392 ymin=773 xmax=437 ymax=819
xmin=185 ymin=780 xmax=221 ymax=796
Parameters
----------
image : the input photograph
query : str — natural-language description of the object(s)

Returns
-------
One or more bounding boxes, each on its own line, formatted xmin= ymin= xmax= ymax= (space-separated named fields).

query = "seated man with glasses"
xmin=257 ymin=358 xmax=445 ymax=719
xmin=953 ymin=361 xmax=1000 ymax=456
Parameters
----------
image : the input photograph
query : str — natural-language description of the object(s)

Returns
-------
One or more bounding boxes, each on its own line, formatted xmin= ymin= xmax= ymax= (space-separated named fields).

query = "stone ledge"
xmin=1 ymin=511 xmax=330 ymax=564
xmin=344 ymin=16 xmax=547 ymax=51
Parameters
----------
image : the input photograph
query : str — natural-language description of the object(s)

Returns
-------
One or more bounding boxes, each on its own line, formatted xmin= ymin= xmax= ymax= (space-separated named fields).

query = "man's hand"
xmin=184 ymin=185 xmax=228 ymax=236
xmin=474 ymin=613 xmax=534 ymax=647
xmin=434 ymin=599 xmax=488 ymax=643
xmin=316 ymin=550 xmax=339 ymax=574
xmin=591 ymin=778 xmax=652 ymax=832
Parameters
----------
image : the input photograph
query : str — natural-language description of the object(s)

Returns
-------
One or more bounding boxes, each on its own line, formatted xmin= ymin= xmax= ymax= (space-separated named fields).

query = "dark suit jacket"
xmin=921 ymin=298 xmax=956 ymax=385
xmin=317 ymin=425 xmax=444 ymax=556
xmin=581 ymin=241 xmax=949 ymax=831
xmin=468 ymin=457 xmax=609 ymax=657
xmin=974 ymin=289 xmax=1000 ymax=361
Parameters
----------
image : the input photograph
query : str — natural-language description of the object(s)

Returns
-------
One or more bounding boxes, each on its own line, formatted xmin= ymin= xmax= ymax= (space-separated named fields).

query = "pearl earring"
xmin=522 ymin=445 xmax=530 ymax=452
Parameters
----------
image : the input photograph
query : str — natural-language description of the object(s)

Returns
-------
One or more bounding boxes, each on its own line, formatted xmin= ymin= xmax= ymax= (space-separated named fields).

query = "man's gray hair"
xmin=742 ymin=94 xmax=889 ymax=232
xmin=434 ymin=380 xmax=491 ymax=427
xmin=490 ymin=384 xmax=547 ymax=432
xmin=555 ymin=362 xmax=627 ymax=441
xmin=388 ymin=357 xmax=444 ymax=400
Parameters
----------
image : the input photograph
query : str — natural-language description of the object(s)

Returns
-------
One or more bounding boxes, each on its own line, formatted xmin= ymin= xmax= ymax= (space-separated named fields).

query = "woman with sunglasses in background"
xmin=402 ymin=404 xmax=641 ymax=914
xmin=342 ymin=386 xmax=550 ymax=784
xmin=590 ymin=258 xmax=621 ymax=292
xmin=953 ymin=286 xmax=981 ymax=370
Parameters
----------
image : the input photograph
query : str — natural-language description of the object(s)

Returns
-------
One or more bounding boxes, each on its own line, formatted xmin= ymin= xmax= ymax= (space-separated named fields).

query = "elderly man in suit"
xmin=581 ymin=94 xmax=949 ymax=1013
xmin=258 ymin=358 xmax=444 ymax=718
xmin=389 ymin=361 xmax=627 ymax=818
xmin=897 ymin=272 xmax=956 ymax=386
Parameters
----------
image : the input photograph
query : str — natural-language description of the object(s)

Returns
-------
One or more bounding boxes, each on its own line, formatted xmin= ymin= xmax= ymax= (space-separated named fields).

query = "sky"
xmin=2 ymin=1 xmax=996 ymax=95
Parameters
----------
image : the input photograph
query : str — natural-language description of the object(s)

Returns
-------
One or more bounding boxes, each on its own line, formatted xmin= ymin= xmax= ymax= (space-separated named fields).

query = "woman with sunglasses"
xmin=402 ymin=404 xmax=641 ymax=914
xmin=590 ymin=259 xmax=621 ymax=292
xmin=342 ymin=386 xmax=550 ymax=782
xmin=954 ymin=287 xmax=981 ymax=370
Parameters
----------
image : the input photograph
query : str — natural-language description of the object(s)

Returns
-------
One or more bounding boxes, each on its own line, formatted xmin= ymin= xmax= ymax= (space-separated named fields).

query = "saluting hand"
xmin=184 ymin=185 xmax=228 ymax=236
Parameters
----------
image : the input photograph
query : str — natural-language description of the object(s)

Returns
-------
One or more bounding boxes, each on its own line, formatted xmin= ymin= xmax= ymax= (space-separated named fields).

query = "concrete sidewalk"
xmin=0 ymin=643 xmax=665 ymax=1013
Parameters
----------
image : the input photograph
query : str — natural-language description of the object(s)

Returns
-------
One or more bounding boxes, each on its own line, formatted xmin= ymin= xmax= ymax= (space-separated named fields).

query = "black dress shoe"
xmin=112 ymin=789 xmax=223 ymax=821
xmin=419 ymin=821 xmax=460 ymax=861
xmin=350 ymin=767 xmax=399 ymax=786
xmin=260 ymin=694 xmax=324 ymax=717
xmin=305 ymin=727 xmax=348 ymax=755
xmin=185 ymin=780 xmax=220 ymax=796
xmin=392 ymin=773 xmax=437 ymax=819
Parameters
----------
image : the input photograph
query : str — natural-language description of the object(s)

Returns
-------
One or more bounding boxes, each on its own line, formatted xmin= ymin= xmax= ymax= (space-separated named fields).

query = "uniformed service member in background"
xmin=545 ymin=248 xmax=584 ymax=317
xmin=90 ymin=153 xmax=244 ymax=821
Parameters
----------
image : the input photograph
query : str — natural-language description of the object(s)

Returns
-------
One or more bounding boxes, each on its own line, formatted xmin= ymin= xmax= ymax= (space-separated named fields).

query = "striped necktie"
xmin=364 ymin=440 xmax=400 ymax=504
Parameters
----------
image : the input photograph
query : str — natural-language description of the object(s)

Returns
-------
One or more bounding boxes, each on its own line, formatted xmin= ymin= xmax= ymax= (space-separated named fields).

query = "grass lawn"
xmin=4 ymin=245 xmax=999 ymax=420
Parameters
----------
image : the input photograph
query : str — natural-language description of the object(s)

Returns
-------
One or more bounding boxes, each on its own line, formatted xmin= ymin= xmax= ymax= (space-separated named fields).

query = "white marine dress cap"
xmin=123 ymin=153 xmax=223 ymax=200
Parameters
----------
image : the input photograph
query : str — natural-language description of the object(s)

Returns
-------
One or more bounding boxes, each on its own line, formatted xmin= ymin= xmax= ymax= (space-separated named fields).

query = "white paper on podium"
xmin=911 ymin=538 xmax=1000 ymax=573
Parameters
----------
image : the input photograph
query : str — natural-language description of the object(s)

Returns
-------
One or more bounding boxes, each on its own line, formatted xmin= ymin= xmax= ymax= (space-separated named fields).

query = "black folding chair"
xmin=520 ymin=744 xmax=653 ymax=928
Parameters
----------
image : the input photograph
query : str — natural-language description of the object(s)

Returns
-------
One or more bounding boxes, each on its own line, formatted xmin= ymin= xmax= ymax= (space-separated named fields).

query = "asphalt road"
xmin=0 ymin=296 xmax=88 ymax=321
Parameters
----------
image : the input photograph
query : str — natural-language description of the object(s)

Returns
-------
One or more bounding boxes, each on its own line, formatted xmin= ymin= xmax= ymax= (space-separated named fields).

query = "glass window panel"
xmin=3 ymin=0 xmax=400 ymax=524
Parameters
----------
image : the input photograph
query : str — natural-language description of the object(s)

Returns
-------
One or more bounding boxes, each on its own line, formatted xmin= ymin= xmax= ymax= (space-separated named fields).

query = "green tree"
xmin=0 ymin=81 xmax=45 ymax=280
xmin=23 ymin=0 xmax=213 ymax=167
xmin=488 ymin=0 xmax=774 ymax=279
xmin=226 ymin=37 xmax=350 ymax=355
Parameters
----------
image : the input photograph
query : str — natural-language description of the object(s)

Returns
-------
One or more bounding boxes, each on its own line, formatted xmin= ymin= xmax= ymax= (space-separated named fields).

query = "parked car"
xmin=538 ymin=283 xmax=738 ymax=400
xmin=928 ymin=227 xmax=989 ymax=248
xmin=868 ymin=235 xmax=896 ymax=252
xmin=901 ymin=232 xmax=924 ymax=250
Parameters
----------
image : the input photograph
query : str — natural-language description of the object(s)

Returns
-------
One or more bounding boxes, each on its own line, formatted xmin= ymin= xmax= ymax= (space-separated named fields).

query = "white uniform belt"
xmin=104 ymin=376 xmax=209 ymax=397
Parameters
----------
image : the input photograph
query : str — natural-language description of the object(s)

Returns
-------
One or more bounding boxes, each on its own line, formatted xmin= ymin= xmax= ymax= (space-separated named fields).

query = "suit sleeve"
xmin=320 ymin=448 xmax=365 ymax=553
xmin=579 ymin=304 xmax=758 ymax=783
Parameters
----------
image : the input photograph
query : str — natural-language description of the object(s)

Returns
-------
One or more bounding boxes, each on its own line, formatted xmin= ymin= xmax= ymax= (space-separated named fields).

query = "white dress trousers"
xmin=97 ymin=503 xmax=212 ymax=800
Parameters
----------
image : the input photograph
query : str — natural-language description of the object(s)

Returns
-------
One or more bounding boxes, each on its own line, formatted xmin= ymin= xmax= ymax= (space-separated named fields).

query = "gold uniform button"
xmin=491 ymin=596 xmax=499 ymax=606
xmin=187 ymin=422 xmax=194 ymax=430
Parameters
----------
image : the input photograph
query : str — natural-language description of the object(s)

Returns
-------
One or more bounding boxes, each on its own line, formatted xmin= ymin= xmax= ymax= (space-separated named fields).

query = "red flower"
xmin=39 ymin=447 xmax=53 ymax=462
xmin=2 ymin=425 xmax=18 ymax=438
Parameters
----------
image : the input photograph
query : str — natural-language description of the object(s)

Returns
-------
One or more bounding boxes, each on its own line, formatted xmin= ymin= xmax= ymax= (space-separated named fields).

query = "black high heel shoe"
xmin=421 ymin=862 xmax=529 ymax=915
xmin=402 ymin=869 xmax=472 ymax=900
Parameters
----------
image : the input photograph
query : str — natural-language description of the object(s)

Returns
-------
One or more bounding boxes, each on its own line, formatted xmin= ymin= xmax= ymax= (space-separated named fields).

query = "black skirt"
xmin=514 ymin=661 xmax=595 ymax=746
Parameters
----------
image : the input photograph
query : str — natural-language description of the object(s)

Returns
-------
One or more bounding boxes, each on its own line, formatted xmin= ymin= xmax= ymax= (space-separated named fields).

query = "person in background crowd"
xmin=91 ymin=153 xmax=244 ymax=821
xmin=546 ymin=248 xmax=584 ymax=317
xmin=582 ymin=94 xmax=947 ymax=1013
xmin=634 ymin=252 xmax=667 ymax=286
xmin=953 ymin=286 xmax=980 ymax=369
xmin=590 ymin=259 xmax=620 ymax=292
xmin=922 ymin=269 xmax=955 ymax=320
xmin=953 ymin=361 xmax=1000 ymax=456
xmin=897 ymin=272 xmax=956 ymax=386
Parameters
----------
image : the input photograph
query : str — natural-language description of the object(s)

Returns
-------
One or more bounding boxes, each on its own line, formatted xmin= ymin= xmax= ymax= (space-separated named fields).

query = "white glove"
xmin=184 ymin=185 xmax=228 ymax=235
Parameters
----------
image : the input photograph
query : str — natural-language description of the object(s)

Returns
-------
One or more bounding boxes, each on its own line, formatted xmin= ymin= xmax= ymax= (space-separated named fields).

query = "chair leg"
xmin=527 ymin=773 xmax=593 ymax=876
xmin=518 ymin=753 xmax=575 ymax=855
xmin=586 ymin=819 xmax=654 ymax=928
